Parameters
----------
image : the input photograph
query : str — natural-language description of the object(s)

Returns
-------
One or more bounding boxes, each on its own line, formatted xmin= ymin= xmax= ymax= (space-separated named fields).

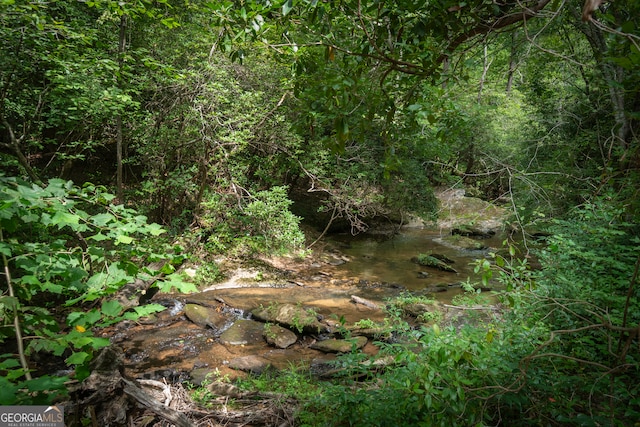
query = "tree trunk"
xmin=116 ymin=15 xmax=127 ymax=202
xmin=478 ymin=43 xmax=492 ymax=102
xmin=506 ymin=31 xmax=518 ymax=95
xmin=579 ymin=21 xmax=630 ymax=161
xmin=0 ymin=118 xmax=40 ymax=183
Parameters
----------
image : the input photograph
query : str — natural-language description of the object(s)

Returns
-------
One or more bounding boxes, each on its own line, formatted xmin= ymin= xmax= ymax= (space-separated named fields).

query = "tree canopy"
xmin=0 ymin=0 xmax=639 ymax=423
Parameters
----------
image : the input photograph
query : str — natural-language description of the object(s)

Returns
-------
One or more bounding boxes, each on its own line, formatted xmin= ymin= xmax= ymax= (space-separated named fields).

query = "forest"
xmin=1 ymin=0 xmax=639 ymax=425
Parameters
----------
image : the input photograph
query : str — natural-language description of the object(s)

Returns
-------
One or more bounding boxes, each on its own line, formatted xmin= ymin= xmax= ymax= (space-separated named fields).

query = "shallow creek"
xmin=114 ymin=227 xmax=504 ymax=381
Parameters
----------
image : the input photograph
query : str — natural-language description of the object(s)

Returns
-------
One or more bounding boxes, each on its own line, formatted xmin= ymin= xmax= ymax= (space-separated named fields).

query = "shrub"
xmin=0 ymin=176 xmax=195 ymax=404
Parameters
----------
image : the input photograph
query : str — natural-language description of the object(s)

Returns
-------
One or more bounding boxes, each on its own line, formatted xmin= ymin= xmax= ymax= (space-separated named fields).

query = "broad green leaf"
xmin=155 ymin=273 xmax=197 ymax=293
xmin=51 ymin=211 xmax=80 ymax=229
xmin=0 ymin=296 xmax=19 ymax=311
xmin=88 ymin=232 xmax=109 ymax=241
xmin=91 ymin=213 xmax=115 ymax=226
xmin=0 ymin=242 xmax=11 ymax=257
xmin=66 ymin=351 xmax=90 ymax=365
xmin=145 ymin=223 xmax=165 ymax=236
xmin=101 ymin=300 xmax=123 ymax=317
xmin=115 ymin=234 xmax=134 ymax=245
xmin=0 ymin=357 xmax=21 ymax=369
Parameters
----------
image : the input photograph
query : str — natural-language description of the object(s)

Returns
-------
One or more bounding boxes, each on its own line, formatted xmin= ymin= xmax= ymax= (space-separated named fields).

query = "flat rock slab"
xmin=228 ymin=355 xmax=271 ymax=374
xmin=311 ymin=336 xmax=368 ymax=353
xmin=219 ymin=319 xmax=265 ymax=346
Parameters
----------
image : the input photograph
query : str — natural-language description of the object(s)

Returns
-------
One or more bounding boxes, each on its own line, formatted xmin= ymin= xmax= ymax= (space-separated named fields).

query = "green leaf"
xmin=101 ymin=300 xmax=123 ymax=317
xmin=146 ymin=222 xmax=166 ymax=236
xmin=282 ymin=0 xmax=293 ymax=16
xmin=0 ymin=358 xmax=21 ymax=369
xmin=155 ymin=273 xmax=197 ymax=293
xmin=51 ymin=211 xmax=80 ymax=229
xmin=25 ymin=375 xmax=68 ymax=392
xmin=0 ymin=296 xmax=19 ymax=312
xmin=115 ymin=234 xmax=134 ymax=245
xmin=88 ymin=232 xmax=109 ymax=241
xmin=66 ymin=351 xmax=90 ymax=365
xmin=91 ymin=213 xmax=115 ymax=226
xmin=124 ymin=303 xmax=166 ymax=320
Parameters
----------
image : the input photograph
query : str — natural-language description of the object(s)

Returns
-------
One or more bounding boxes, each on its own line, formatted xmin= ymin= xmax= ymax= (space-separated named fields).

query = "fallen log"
xmin=442 ymin=304 xmax=499 ymax=311
xmin=123 ymin=378 xmax=194 ymax=427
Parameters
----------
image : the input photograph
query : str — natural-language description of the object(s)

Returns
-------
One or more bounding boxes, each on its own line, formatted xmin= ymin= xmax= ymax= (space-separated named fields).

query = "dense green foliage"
xmin=1 ymin=0 xmax=639 ymax=424
xmin=233 ymin=208 xmax=639 ymax=425
xmin=0 ymin=176 xmax=194 ymax=403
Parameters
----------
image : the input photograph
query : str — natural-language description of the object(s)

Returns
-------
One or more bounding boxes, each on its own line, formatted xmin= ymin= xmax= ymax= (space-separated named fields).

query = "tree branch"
xmin=438 ymin=0 xmax=554 ymax=65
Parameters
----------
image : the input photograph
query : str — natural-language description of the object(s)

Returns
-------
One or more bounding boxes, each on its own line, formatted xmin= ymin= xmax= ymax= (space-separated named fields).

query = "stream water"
xmin=115 ymin=225 xmax=506 ymax=381
xmin=326 ymin=228 xmax=503 ymax=292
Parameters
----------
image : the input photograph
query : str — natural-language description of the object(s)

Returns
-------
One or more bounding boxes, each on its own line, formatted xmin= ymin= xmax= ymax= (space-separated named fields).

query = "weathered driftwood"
xmin=65 ymin=346 xmax=195 ymax=427
xmin=122 ymin=378 xmax=194 ymax=427
xmin=65 ymin=346 xmax=297 ymax=426
xmin=443 ymin=303 xmax=499 ymax=311
xmin=350 ymin=295 xmax=380 ymax=309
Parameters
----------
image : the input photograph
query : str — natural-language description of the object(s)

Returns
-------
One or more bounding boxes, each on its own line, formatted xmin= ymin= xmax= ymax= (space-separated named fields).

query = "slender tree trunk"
xmin=116 ymin=15 xmax=127 ymax=202
xmin=0 ymin=118 xmax=41 ymax=183
xmin=506 ymin=31 xmax=518 ymax=95
xmin=441 ymin=57 xmax=449 ymax=89
xmin=478 ymin=43 xmax=492 ymax=102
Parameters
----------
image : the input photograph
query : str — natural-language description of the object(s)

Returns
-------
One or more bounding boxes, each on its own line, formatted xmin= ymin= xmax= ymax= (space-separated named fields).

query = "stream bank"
xmin=69 ymin=189 xmax=511 ymax=426
xmin=111 ymin=189 xmax=510 ymax=383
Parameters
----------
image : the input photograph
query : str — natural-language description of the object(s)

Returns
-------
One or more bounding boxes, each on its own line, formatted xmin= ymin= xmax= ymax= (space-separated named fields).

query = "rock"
xmin=347 ymin=327 xmax=392 ymax=340
xmin=184 ymin=303 xmax=229 ymax=329
xmin=310 ymin=336 xmax=368 ymax=353
xmin=219 ymin=319 xmax=266 ymax=346
xmin=263 ymin=323 xmax=298 ymax=349
xmin=452 ymin=226 xmax=496 ymax=239
xmin=251 ymin=303 xmax=326 ymax=334
xmin=411 ymin=254 xmax=458 ymax=273
xmin=404 ymin=302 xmax=440 ymax=318
xmin=228 ymin=355 xmax=271 ymax=375
xmin=424 ymin=286 xmax=447 ymax=293
xmin=429 ymin=253 xmax=455 ymax=264
xmin=418 ymin=271 xmax=430 ymax=278
xmin=189 ymin=367 xmax=215 ymax=386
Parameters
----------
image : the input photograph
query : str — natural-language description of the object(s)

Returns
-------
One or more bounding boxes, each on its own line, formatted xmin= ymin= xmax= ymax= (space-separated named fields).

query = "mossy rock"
xmin=411 ymin=254 xmax=458 ymax=273
xmin=251 ymin=303 xmax=326 ymax=334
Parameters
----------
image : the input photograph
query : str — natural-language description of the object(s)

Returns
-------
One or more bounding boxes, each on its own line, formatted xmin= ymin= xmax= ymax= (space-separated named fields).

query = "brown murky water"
xmin=326 ymin=228 xmax=502 ymax=292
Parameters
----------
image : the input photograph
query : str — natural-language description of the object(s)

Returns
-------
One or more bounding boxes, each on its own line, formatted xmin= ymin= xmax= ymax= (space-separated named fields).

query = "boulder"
xmin=263 ymin=323 xmax=298 ymax=349
xmin=404 ymin=302 xmax=440 ymax=318
xmin=184 ymin=303 xmax=229 ymax=330
xmin=251 ymin=303 xmax=326 ymax=334
xmin=440 ymin=235 xmax=486 ymax=251
xmin=219 ymin=319 xmax=265 ymax=346
xmin=452 ymin=226 xmax=496 ymax=239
